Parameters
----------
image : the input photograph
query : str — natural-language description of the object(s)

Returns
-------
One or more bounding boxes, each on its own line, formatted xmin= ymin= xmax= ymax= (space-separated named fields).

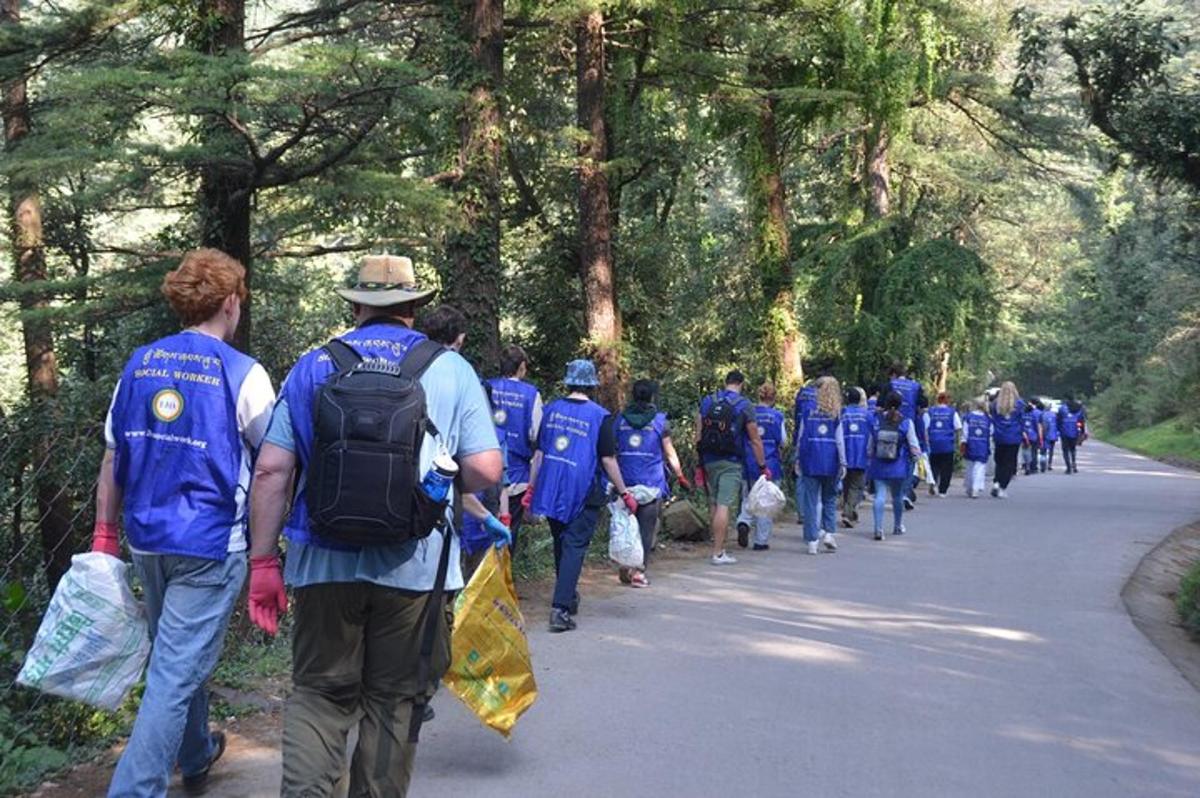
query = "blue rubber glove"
xmin=483 ymin=513 xmax=512 ymax=550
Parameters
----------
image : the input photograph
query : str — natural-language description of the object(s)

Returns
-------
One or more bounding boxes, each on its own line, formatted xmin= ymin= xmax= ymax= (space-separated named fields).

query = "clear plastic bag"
xmin=607 ymin=499 xmax=645 ymax=568
xmin=17 ymin=553 xmax=151 ymax=711
xmin=746 ymin=475 xmax=786 ymax=518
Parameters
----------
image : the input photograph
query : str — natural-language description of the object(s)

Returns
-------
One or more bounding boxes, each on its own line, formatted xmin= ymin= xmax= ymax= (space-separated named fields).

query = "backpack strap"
xmin=323 ymin=339 xmax=362 ymax=373
xmin=398 ymin=339 xmax=446 ymax=381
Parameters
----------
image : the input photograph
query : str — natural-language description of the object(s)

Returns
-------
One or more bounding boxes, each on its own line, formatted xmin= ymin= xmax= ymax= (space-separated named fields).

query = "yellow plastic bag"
xmin=443 ymin=546 xmax=538 ymax=738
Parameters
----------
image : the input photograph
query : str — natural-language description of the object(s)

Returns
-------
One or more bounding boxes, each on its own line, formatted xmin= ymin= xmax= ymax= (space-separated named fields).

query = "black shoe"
xmin=903 ymin=497 xmax=915 ymax=511
xmin=568 ymin=593 xmax=580 ymax=616
xmin=874 ymin=530 xmax=884 ymax=541
xmin=423 ymin=704 xmax=435 ymax=722
xmin=736 ymin=522 xmax=750 ymax=548
xmin=892 ymin=526 xmax=905 ymax=536
xmin=549 ymin=607 xmax=576 ymax=633
xmin=182 ymin=731 xmax=226 ymax=795
xmin=752 ymin=543 xmax=769 ymax=551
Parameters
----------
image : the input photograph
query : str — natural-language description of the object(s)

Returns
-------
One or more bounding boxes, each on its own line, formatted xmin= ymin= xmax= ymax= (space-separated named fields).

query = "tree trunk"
xmin=576 ymin=10 xmax=623 ymax=409
xmin=935 ymin=345 xmax=951 ymax=395
xmin=2 ymin=0 xmax=74 ymax=589
xmin=196 ymin=0 xmax=254 ymax=350
xmin=445 ymin=0 xmax=503 ymax=372
xmin=750 ymin=96 xmax=802 ymax=393
xmin=865 ymin=122 xmax=891 ymax=218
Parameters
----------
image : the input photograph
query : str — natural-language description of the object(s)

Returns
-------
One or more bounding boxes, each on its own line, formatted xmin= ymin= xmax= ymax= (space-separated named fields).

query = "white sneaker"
xmin=997 ymin=488 xmax=1008 ymax=499
xmin=822 ymin=532 xmax=838 ymax=552
xmin=711 ymin=551 xmax=737 ymax=565
xmin=807 ymin=541 xmax=819 ymax=555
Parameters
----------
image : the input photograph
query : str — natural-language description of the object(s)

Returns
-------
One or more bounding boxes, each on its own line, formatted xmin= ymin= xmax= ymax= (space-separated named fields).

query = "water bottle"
xmin=420 ymin=453 xmax=458 ymax=503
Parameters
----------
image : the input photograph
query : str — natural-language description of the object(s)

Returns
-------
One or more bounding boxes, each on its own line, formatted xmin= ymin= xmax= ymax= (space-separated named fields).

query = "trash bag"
xmin=607 ymin=498 xmax=644 ymax=568
xmin=746 ymin=476 xmax=786 ymax=518
xmin=916 ymin=454 xmax=934 ymax=486
xmin=17 ymin=553 xmax=151 ymax=711
xmin=443 ymin=546 xmax=538 ymax=738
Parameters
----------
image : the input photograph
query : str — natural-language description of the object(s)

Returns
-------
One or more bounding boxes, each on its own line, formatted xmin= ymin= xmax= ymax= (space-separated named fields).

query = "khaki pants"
xmin=282 ymin=581 xmax=452 ymax=798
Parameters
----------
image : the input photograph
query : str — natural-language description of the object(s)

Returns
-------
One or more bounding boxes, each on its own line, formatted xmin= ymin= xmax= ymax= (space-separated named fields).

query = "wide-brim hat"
xmin=337 ymin=255 xmax=436 ymax=307
xmin=564 ymin=359 xmax=600 ymax=387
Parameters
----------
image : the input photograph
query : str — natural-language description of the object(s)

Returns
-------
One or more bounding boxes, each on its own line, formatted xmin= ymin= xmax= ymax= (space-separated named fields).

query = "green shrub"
xmin=1178 ymin=559 xmax=1200 ymax=640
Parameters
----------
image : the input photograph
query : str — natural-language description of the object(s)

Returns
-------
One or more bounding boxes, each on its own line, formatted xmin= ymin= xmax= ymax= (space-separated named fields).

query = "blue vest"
xmin=867 ymin=396 xmax=878 ymax=413
xmin=111 ymin=331 xmax=257 ymax=560
xmin=744 ymin=405 xmax=784 ymax=481
xmin=531 ymin=398 xmax=609 ymax=523
xmin=927 ymin=406 xmax=957 ymax=454
xmin=890 ymin=377 xmax=921 ymax=422
xmin=280 ymin=321 xmax=429 ymax=548
xmin=917 ymin=411 xmax=931 ymax=453
xmin=1021 ymin=409 xmax=1040 ymax=442
xmin=699 ymin=389 xmax=751 ymax=464
xmin=1059 ymin=405 xmax=1085 ymax=439
xmin=798 ymin=412 xmax=840 ymax=478
xmin=792 ymin=383 xmax=817 ymax=445
xmin=867 ymin=416 xmax=914 ymax=481
xmin=990 ymin=398 xmax=1025 ymax=445
xmin=487 ymin=377 xmax=538 ymax=484
xmin=1042 ymin=409 xmax=1060 ymax=442
xmin=616 ymin=412 xmax=669 ymax=495
xmin=841 ymin=405 xmax=871 ymax=470
xmin=963 ymin=412 xmax=991 ymax=462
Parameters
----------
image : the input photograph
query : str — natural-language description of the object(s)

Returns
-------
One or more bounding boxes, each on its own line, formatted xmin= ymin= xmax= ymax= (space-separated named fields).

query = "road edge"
xmin=1121 ymin=518 xmax=1200 ymax=694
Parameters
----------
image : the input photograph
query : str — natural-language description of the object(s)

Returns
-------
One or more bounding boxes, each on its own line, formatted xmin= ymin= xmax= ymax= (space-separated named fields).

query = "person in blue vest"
xmin=790 ymin=378 xmax=819 ymax=523
xmin=796 ymin=377 xmax=847 ymax=555
xmin=960 ymin=400 xmax=992 ymax=497
xmin=989 ymin=380 xmax=1025 ymax=498
xmin=1040 ymin=399 xmax=1060 ymax=471
xmin=888 ymin=363 xmax=926 ymax=509
xmin=245 ymin=255 xmax=503 ymax=796
xmin=696 ymin=370 xmax=768 ymax=565
xmin=613 ymin=378 xmax=689 ymax=585
xmin=488 ymin=344 xmax=543 ymax=537
xmin=868 ymin=391 xmax=922 ymax=539
xmin=1020 ymin=401 xmax=1043 ymax=476
xmin=522 ymin=359 xmax=637 ymax=632
xmin=926 ymin=392 xmax=962 ymax=497
xmin=89 ymin=249 xmax=275 ymax=797
xmin=1058 ymin=393 xmax=1088 ymax=474
xmin=736 ymin=381 xmax=786 ymax=550
xmin=839 ymin=387 xmax=871 ymax=528
xmin=915 ymin=393 xmax=934 ymax=499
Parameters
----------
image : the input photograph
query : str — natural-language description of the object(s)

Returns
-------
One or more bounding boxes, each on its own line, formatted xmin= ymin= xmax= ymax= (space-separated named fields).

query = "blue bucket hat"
xmin=564 ymin=359 xmax=600 ymax=387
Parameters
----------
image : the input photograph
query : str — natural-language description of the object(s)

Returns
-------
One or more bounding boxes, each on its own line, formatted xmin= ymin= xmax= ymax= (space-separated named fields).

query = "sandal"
xmin=630 ymin=571 xmax=649 ymax=588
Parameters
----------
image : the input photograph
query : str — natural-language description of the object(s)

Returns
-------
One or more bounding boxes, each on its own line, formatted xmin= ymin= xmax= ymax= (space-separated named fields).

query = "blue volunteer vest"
xmin=699 ymin=389 xmax=750 ymax=464
xmin=867 ymin=416 xmax=914 ymax=481
xmin=531 ymin=398 xmax=610 ymax=523
xmin=111 ymin=331 xmax=257 ymax=560
xmin=792 ymin=383 xmax=817 ymax=445
xmin=927 ymin=406 xmax=957 ymax=455
xmin=616 ymin=412 xmax=669 ymax=495
xmin=798 ymin=412 xmax=840 ymax=478
xmin=1042 ymin=409 xmax=1060 ymax=442
xmin=841 ymin=405 xmax=871 ymax=470
xmin=1021 ymin=410 xmax=1040 ymax=442
xmin=917 ymin=411 xmax=931 ymax=453
xmin=487 ymin=377 xmax=538 ymax=484
xmin=867 ymin=396 xmax=878 ymax=413
xmin=744 ymin=405 xmax=784 ymax=481
xmin=990 ymin=398 xmax=1026 ymax=446
xmin=890 ymin=377 xmax=921 ymax=422
xmin=280 ymin=321 xmax=429 ymax=549
xmin=963 ymin=412 xmax=991 ymax=462
xmin=1059 ymin=405 xmax=1084 ymax=439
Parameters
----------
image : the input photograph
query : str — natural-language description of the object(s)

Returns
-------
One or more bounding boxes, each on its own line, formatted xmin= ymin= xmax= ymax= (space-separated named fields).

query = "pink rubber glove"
xmin=676 ymin=473 xmax=692 ymax=491
xmin=248 ymin=555 xmax=287 ymax=636
xmin=622 ymin=491 xmax=639 ymax=515
xmin=760 ymin=464 xmax=772 ymax=480
xmin=91 ymin=521 xmax=120 ymax=558
xmin=521 ymin=488 xmax=535 ymax=510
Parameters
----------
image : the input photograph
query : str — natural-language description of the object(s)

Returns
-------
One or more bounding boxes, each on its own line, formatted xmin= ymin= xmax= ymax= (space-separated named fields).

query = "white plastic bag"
xmin=18 ymin=553 xmax=151 ymax=710
xmin=608 ymin=499 xmax=644 ymax=568
xmin=746 ymin=475 xmax=786 ymax=519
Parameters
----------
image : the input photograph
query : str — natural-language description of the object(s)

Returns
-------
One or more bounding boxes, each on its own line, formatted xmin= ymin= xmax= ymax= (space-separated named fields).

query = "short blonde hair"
xmin=161 ymin=248 xmax=247 ymax=326
xmin=758 ymin=381 xmax=777 ymax=404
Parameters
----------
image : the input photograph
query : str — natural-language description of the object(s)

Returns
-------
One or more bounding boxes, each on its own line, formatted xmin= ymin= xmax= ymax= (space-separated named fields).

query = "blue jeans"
xmin=799 ymin=475 xmax=838 ymax=542
xmin=109 ymin=553 xmax=247 ymax=798
xmin=873 ymin=479 xmax=906 ymax=533
xmin=737 ymin=480 xmax=779 ymax=545
xmin=549 ymin=506 xmax=600 ymax=610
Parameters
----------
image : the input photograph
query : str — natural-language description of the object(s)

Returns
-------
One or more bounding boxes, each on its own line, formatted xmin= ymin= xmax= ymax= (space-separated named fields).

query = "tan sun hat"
xmin=337 ymin=254 xmax=436 ymax=307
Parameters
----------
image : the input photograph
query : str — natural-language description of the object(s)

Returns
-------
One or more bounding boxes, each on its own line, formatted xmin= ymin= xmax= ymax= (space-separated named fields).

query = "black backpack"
xmin=874 ymin=416 xmax=901 ymax=462
xmin=305 ymin=337 xmax=448 ymax=547
xmin=698 ymin=392 xmax=740 ymax=457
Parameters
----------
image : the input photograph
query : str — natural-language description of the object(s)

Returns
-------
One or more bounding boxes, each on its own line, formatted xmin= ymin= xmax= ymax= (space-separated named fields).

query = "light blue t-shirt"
xmin=264 ymin=350 xmax=499 ymax=592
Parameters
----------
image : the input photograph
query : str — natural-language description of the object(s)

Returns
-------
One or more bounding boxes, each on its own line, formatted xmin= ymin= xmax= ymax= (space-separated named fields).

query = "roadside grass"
xmin=1178 ymin=560 xmax=1200 ymax=640
xmin=1098 ymin=416 xmax=1200 ymax=467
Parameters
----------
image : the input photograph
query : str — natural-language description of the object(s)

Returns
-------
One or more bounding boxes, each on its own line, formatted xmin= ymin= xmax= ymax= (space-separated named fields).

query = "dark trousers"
xmin=1042 ymin=441 xmax=1056 ymax=471
xmin=994 ymin=443 xmax=1020 ymax=489
xmin=282 ymin=582 xmax=451 ymax=798
xmin=1062 ymin=438 xmax=1079 ymax=472
xmin=929 ymin=452 xmax=955 ymax=495
xmin=549 ymin=505 xmax=601 ymax=611
xmin=635 ymin=499 xmax=661 ymax=571
xmin=841 ymin=469 xmax=866 ymax=522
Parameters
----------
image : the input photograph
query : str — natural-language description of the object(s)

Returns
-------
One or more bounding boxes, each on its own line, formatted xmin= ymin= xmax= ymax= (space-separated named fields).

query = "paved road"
xmin=157 ymin=442 xmax=1200 ymax=797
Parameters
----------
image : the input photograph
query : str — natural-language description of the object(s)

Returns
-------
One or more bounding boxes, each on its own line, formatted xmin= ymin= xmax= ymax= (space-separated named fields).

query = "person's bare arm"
xmin=95 ymin=449 xmax=121 ymax=524
xmin=746 ymin=419 xmax=766 ymax=469
xmin=460 ymin=449 xmax=503 ymax=493
xmin=601 ymin=455 xmax=629 ymax=494
xmin=694 ymin=412 xmax=702 ymax=447
xmin=248 ymin=443 xmax=296 ymax=558
xmin=527 ymin=450 xmax=544 ymax=489
xmin=462 ymin=493 xmax=490 ymax=520
xmin=661 ymin=435 xmax=685 ymax=480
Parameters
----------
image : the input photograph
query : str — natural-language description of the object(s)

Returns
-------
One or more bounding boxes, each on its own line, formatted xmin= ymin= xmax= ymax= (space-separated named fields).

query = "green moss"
xmin=1100 ymin=417 xmax=1200 ymax=466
